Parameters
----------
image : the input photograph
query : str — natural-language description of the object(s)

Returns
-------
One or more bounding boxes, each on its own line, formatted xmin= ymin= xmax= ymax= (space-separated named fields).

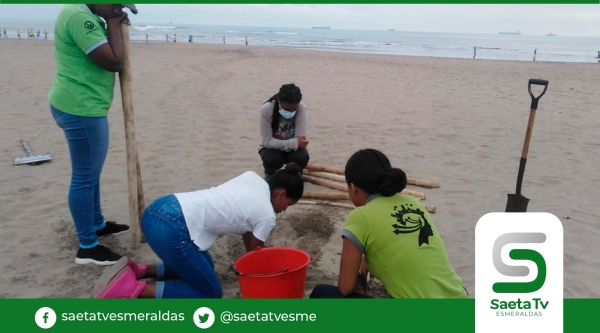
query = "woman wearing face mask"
xmin=259 ymin=83 xmax=310 ymax=178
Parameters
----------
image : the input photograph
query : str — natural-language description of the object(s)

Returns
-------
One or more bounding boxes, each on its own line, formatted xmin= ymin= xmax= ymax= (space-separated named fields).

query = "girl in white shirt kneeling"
xmin=94 ymin=166 xmax=304 ymax=298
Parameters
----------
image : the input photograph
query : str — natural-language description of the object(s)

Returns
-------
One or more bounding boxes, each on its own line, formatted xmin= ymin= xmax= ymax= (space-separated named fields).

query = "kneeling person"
xmin=95 ymin=167 xmax=304 ymax=298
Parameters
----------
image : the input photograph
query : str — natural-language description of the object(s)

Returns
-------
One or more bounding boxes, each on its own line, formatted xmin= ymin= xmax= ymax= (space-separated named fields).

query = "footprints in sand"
xmin=444 ymin=160 xmax=462 ymax=167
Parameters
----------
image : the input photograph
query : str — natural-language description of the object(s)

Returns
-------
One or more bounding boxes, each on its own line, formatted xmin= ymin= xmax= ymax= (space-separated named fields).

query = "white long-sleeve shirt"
xmin=258 ymin=101 xmax=308 ymax=152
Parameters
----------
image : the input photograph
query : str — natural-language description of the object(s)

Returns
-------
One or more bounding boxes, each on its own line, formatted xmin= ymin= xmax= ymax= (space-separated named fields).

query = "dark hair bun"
xmin=378 ymin=168 xmax=407 ymax=196
xmin=345 ymin=148 xmax=407 ymax=197
xmin=267 ymin=164 xmax=305 ymax=202
xmin=284 ymin=163 xmax=302 ymax=175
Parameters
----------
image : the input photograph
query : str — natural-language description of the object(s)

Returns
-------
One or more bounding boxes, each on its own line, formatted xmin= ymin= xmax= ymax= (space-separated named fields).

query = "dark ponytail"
xmin=266 ymin=163 xmax=304 ymax=202
xmin=264 ymin=83 xmax=302 ymax=136
xmin=344 ymin=149 xmax=407 ymax=197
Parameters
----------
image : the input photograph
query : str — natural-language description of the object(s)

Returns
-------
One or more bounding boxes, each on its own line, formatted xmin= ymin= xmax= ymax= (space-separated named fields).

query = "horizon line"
xmin=1 ymin=19 xmax=598 ymax=38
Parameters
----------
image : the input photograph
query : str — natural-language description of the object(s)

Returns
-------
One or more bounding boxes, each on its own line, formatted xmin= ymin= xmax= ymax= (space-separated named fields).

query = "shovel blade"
xmin=13 ymin=154 xmax=52 ymax=165
xmin=506 ymin=193 xmax=530 ymax=212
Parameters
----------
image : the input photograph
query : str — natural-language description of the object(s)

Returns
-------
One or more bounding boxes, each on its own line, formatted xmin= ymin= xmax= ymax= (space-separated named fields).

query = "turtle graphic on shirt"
xmin=390 ymin=204 xmax=434 ymax=247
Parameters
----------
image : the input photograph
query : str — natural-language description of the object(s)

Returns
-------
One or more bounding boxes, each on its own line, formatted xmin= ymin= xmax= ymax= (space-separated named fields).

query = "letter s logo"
xmin=492 ymin=232 xmax=546 ymax=293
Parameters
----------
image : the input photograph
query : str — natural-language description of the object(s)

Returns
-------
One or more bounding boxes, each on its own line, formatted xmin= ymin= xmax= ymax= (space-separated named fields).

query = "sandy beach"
xmin=0 ymin=38 xmax=599 ymax=298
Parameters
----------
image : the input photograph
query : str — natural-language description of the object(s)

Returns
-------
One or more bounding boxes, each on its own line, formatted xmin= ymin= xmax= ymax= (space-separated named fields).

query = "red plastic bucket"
xmin=231 ymin=247 xmax=311 ymax=298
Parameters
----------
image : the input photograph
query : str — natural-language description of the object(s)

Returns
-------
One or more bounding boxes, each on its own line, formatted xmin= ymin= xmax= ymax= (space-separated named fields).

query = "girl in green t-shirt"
xmin=310 ymin=149 xmax=467 ymax=298
xmin=49 ymin=4 xmax=138 ymax=267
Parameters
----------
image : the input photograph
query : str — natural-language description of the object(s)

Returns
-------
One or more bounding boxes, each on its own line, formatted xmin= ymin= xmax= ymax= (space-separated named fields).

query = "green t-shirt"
xmin=48 ymin=4 xmax=115 ymax=117
xmin=343 ymin=194 xmax=466 ymax=298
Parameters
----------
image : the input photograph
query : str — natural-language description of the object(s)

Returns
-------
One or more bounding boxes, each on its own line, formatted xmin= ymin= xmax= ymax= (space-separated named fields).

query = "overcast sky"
xmin=1 ymin=4 xmax=599 ymax=37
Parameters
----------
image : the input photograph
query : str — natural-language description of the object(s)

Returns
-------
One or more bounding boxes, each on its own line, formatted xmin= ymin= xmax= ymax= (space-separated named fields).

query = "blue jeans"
xmin=51 ymin=105 xmax=108 ymax=248
xmin=141 ymin=194 xmax=223 ymax=298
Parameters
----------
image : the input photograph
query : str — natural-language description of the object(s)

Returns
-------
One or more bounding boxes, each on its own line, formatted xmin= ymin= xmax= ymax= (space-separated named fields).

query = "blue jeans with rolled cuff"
xmin=51 ymin=105 xmax=109 ymax=248
xmin=141 ymin=194 xmax=222 ymax=298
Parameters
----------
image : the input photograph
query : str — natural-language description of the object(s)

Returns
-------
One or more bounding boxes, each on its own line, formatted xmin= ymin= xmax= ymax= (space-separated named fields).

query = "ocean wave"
xmin=122 ymin=26 xmax=595 ymax=63
xmin=134 ymin=25 xmax=176 ymax=30
xmin=545 ymin=52 xmax=575 ymax=57
xmin=351 ymin=41 xmax=377 ymax=47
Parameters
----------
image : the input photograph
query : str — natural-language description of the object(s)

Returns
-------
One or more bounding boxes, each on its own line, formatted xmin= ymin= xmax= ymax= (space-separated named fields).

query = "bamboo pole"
xmin=297 ymin=200 xmax=355 ymax=210
xmin=304 ymin=170 xmax=346 ymax=183
xmin=303 ymin=174 xmax=426 ymax=200
xmin=402 ymin=189 xmax=425 ymax=200
xmin=303 ymin=175 xmax=347 ymax=192
xmin=305 ymin=164 xmax=440 ymax=188
xmin=407 ymin=179 xmax=440 ymax=189
xmin=305 ymin=163 xmax=345 ymax=175
xmin=119 ymin=23 xmax=142 ymax=250
xmin=298 ymin=196 xmax=436 ymax=214
xmin=302 ymin=191 xmax=350 ymax=201
xmin=135 ymin=150 xmax=146 ymax=243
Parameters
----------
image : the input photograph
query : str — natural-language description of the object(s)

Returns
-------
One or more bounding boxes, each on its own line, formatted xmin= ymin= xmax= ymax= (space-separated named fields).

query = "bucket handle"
xmin=229 ymin=265 xmax=289 ymax=277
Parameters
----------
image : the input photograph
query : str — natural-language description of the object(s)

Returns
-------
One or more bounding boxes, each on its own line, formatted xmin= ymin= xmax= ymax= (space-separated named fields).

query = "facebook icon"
xmin=35 ymin=307 xmax=56 ymax=329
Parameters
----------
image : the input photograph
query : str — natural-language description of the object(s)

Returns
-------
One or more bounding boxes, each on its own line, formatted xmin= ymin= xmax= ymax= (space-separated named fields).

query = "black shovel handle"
xmin=528 ymin=79 xmax=548 ymax=109
xmin=521 ymin=79 xmax=549 ymax=160
xmin=515 ymin=79 xmax=549 ymax=196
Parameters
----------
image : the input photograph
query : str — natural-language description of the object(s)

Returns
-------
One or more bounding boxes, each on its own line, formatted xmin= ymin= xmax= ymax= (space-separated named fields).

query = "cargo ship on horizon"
xmin=312 ymin=26 xmax=331 ymax=29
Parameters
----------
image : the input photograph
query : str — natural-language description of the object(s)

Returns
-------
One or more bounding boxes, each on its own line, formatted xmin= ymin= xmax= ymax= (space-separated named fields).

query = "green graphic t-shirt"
xmin=48 ymin=4 xmax=115 ymax=117
xmin=343 ymin=194 xmax=466 ymax=298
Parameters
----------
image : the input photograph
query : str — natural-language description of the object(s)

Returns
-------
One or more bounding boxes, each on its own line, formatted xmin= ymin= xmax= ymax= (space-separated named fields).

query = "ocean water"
xmin=132 ymin=24 xmax=600 ymax=63
xmin=2 ymin=20 xmax=599 ymax=63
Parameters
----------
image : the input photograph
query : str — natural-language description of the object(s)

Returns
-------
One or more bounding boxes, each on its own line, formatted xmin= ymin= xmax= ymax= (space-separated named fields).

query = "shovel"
xmin=505 ymin=79 xmax=549 ymax=212
xmin=13 ymin=140 xmax=52 ymax=165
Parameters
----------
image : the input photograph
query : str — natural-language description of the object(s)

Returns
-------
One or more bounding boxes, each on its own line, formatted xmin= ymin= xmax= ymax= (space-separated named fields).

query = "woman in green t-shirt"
xmin=49 ymin=4 xmax=138 ymax=266
xmin=310 ymin=149 xmax=467 ymax=298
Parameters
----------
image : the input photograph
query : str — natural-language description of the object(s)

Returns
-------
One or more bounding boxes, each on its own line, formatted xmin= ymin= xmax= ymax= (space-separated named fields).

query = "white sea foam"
xmin=133 ymin=25 xmax=176 ymax=31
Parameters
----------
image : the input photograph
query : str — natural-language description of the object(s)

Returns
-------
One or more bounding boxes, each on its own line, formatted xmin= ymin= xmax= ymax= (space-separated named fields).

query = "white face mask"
xmin=279 ymin=109 xmax=297 ymax=119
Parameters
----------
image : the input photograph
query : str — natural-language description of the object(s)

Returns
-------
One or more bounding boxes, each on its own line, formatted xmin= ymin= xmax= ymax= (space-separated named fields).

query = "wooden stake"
xmin=135 ymin=149 xmax=146 ymax=243
xmin=119 ymin=23 xmax=142 ymax=250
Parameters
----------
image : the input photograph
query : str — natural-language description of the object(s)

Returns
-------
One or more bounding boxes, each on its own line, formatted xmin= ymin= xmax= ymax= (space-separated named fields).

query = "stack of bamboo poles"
xmin=299 ymin=163 xmax=440 ymax=214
